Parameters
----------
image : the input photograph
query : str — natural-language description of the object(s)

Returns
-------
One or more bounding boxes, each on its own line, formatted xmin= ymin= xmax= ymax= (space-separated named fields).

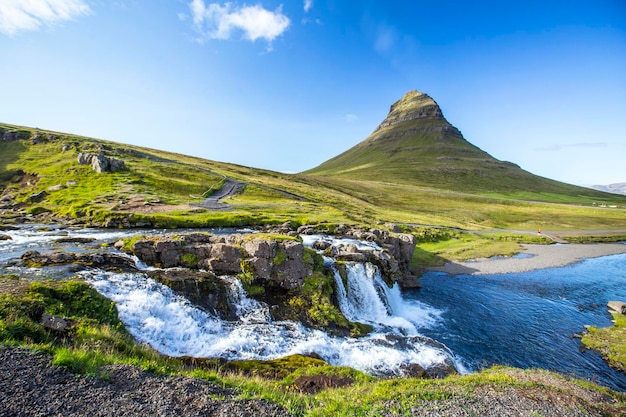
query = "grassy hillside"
xmin=1 ymin=122 xmax=626 ymax=236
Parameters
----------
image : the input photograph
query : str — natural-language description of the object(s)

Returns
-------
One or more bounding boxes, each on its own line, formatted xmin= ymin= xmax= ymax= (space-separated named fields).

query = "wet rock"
xmin=53 ymin=237 xmax=97 ymax=244
xmin=21 ymin=250 xmax=137 ymax=271
xmin=147 ymin=269 xmax=231 ymax=318
xmin=0 ymin=234 xmax=12 ymax=241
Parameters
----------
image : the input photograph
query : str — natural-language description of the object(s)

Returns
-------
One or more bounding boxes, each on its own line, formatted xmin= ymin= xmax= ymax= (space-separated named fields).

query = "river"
xmin=1 ymin=225 xmax=625 ymax=390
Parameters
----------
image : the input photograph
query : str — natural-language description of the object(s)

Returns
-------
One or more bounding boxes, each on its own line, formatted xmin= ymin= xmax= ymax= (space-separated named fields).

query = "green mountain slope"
xmin=2 ymin=120 xmax=626 ymax=234
xmin=304 ymin=90 xmax=611 ymax=199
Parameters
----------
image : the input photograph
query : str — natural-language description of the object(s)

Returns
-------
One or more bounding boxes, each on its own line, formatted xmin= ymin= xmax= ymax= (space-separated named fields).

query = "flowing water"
xmin=1 ymin=225 xmax=625 ymax=389
xmin=412 ymin=251 xmax=626 ymax=390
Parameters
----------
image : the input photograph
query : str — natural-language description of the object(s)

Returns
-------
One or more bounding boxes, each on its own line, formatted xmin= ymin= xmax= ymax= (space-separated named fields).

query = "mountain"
xmin=591 ymin=183 xmax=626 ymax=196
xmin=304 ymin=90 xmax=607 ymax=197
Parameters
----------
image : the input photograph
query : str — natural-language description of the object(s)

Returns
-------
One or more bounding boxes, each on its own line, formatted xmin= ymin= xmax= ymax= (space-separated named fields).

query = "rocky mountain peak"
xmin=374 ymin=90 xmax=444 ymax=131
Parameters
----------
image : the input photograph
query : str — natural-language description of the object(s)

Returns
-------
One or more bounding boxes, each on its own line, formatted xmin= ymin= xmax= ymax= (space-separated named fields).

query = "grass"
xmin=582 ymin=313 xmax=626 ymax=373
xmin=2 ymin=122 xmax=626 ymax=234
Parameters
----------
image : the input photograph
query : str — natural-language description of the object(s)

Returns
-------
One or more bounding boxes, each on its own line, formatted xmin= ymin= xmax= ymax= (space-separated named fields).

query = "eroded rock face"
xmin=125 ymin=229 xmax=418 ymax=290
xmin=126 ymin=234 xmax=313 ymax=290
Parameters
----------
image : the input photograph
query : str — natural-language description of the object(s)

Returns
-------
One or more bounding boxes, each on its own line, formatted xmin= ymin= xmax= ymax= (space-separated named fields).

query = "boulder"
xmin=154 ymin=240 xmax=181 ymax=268
xmin=608 ymin=301 xmax=626 ymax=315
xmin=27 ymin=191 xmax=48 ymax=203
xmin=91 ymin=154 xmax=110 ymax=173
xmin=271 ymin=241 xmax=311 ymax=289
xmin=41 ymin=314 xmax=73 ymax=333
xmin=0 ymin=234 xmax=12 ymax=241
xmin=47 ymin=184 xmax=66 ymax=192
xmin=77 ymin=152 xmax=93 ymax=165
xmin=147 ymin=269 xmax=231 ymax=318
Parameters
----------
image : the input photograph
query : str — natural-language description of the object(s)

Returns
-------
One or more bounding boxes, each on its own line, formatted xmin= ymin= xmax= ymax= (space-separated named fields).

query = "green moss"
xmin=582 ymin=313 xmax=626 ymax=373
xmin=180 ymin=253 xmax=199 ymax=268
xmin=273 ymin=248 xmax=287 ymax=266
xmin=121 ymin=234 xmax=145 ymax=251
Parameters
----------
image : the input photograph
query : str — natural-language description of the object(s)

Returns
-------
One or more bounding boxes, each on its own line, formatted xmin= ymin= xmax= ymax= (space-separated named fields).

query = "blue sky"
xmin=1 ymin=1 xmax=625 ymax=186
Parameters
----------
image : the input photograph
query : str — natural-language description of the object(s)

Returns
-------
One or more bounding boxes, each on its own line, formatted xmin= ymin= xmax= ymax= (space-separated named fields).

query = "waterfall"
xmin=332 ymin=262 xmax=440 ymax=335
xmin=221 ymin=276 xmax=271 ymax=324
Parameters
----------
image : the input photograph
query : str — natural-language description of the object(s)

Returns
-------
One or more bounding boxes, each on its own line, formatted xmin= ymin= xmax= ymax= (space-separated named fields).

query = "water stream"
xmin=1 ymin=225 xmax=625 ymax=389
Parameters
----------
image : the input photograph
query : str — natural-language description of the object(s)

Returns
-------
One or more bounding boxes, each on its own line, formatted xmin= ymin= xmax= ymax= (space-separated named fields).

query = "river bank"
xmin=427 ymin=242 xmax=626 ymax=275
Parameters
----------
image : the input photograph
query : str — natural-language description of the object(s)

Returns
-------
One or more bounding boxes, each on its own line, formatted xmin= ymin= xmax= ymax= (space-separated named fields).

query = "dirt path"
xmin=195 ymin=179 xmax=246 ymax=210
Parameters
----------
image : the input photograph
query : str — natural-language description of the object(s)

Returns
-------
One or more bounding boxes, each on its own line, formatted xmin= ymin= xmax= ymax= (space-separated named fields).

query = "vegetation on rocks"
xmin=582 ymin=313 xmax=626 ymax=373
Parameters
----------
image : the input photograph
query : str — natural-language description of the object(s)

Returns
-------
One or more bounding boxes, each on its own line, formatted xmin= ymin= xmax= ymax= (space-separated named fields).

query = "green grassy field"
xmin=2 ymin=122 xmax=626 ymax=235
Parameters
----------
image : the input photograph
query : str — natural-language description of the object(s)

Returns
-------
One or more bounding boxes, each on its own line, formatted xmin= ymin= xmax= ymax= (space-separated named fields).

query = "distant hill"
xmin=304 ymin=90 xmax=612 ymax=199
xmin=591 ymin=183 xmax=626 ymax=196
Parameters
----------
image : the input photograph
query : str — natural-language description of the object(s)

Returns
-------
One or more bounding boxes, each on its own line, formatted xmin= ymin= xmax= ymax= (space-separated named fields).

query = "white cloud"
xmin=304 ymin=0 xmax=313 ymax=13
xmin=0 ymin=0 xmax=91 ymax=36
xmin=344 ymin=114 xmax=359 ymax=122
xmin=189 ymin=1 xmax=290 ymax=46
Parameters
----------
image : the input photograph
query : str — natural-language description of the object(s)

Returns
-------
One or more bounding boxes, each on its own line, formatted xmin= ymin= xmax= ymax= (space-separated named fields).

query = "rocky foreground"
xmin=1 ymin=347 xmax=623 ymax=417
xmin=0 ymin=347 xmax=292 ymax=417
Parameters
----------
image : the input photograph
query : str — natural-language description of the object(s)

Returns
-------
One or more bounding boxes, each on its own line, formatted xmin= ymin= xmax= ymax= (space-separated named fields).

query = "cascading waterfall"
xmin=80 ymin=263 xmax=460 ymax=375
xmin=331 ymin=262 xmax=440 ymax=335
xmin=2 ymin=226 xmax=461 ymax=376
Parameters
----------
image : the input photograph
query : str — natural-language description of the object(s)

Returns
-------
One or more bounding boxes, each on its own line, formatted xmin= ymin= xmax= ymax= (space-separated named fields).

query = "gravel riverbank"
xmin=428 ymin=243 xmax=626 ymax=276
xmin=0 ymin=347 xmax=293 ymax=417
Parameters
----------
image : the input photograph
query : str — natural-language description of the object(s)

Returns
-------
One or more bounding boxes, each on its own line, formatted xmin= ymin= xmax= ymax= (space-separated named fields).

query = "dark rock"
xmin=27 ymin=190 xmax=48 ymax=203
xmin=21 ymin=250 xmax=137 ymax=271
xmin=0 ymin=234 xmax=11 ymax=241
xmin=53 ymin=237 xmax=97 ymax=244
xmin=41 ymin=314 xmax=73 ymax=332
xmin=154 ymin=240 xmax=181 ymax=268
xmin=147 ymin=269 xmax=231 ymax=318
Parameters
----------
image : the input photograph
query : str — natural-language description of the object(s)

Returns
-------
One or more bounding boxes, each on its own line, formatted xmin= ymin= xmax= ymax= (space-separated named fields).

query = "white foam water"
xmin=82 ymin=266 xmax=460 ymax=375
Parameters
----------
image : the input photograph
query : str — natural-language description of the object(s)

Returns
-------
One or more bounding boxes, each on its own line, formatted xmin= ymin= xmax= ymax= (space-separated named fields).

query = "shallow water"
xmin=413 ymin=251 xmax=626 ymax=391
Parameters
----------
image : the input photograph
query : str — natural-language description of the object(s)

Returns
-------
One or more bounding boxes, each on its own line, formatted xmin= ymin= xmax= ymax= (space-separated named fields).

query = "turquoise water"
xmin=412 ymin=251 xmax=626 ymax=391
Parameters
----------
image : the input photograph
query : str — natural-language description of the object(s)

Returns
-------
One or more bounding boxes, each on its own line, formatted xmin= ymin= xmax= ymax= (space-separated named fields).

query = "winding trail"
xmin=195 ymin=179 xmax=246 ymax=210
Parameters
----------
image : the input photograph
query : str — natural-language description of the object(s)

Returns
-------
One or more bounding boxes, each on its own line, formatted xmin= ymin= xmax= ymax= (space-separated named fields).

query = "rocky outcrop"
xmin=124 ymin=228 xmax=418 ymax=290
xmin=125 ymin=234 xmax=313 ymax=290
xmin=274 ymin=224 xmax=419 ymax=289
xmin=21 ymin=250 xmax=137 ymax=271
xmin=608 ymin=301 xmax=626 ymax=315
xmin=146 ymin=269 xmax=231 ymax=318
xmin=77 ymin=152 xmax=126 ymax=173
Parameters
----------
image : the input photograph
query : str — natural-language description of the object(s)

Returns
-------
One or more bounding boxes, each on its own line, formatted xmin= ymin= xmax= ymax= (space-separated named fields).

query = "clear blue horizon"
xmin=1 ymin=1 xmax=625 ymax=186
